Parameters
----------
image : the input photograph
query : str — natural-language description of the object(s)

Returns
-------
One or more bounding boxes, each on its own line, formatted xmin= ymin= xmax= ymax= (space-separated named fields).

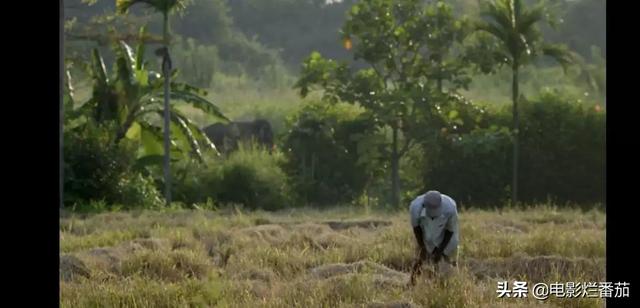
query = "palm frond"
xmin=542 ymin=43 xmax=575 ymax=73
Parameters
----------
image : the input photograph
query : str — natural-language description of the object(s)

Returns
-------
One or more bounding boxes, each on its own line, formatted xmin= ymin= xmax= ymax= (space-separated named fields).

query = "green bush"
xmin=282 ymin=101 xmax=384 ymax=206
xmin=518 ymin=90 xmax=605 ymax=204
xmin=423 ymin=90 xmax=605 ymax=206
xmin=64 ymin=123 xmax=163 ymax=210
xmin=218 ymin=145 xmax=291 ymax=210
xmin=172 ymin=145 xmax=292 ymax=210
xmin=424 ymin=126 xmax=512 ymax=206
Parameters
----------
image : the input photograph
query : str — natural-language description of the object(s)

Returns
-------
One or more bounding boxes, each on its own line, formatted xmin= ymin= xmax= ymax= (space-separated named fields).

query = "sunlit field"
xmin=60 ymin=205 xmax=604 ymax=307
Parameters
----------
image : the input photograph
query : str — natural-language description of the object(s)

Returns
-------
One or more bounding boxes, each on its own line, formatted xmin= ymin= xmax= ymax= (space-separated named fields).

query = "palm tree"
xmin=476 ymin=0 xmax=573 ymax=205
xmin=116 ymin=0 xmax=187 ymax=206
xmin=60 ymin=0 xmax=64 ymax=209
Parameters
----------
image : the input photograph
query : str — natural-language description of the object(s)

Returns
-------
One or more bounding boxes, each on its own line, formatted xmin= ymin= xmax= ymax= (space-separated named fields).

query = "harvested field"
xmin=60 ymin=206 xmax=605 ymax=307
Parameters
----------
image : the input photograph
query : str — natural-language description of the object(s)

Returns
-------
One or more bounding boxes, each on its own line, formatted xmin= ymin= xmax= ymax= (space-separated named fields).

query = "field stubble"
xmin=60 ymin=206 xmax=604 ymax=307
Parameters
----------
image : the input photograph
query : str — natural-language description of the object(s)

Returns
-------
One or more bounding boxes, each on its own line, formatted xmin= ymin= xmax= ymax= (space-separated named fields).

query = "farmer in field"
xmin=409 ymin=190 xmax=459 ymax=284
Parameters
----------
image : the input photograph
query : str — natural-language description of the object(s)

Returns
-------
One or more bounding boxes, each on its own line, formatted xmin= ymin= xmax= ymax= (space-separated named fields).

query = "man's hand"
xmin=433 ymin=229 xmax=453 ymax=264
xmin=432 ymin=247 xmax=444 ymax=264
xmin=409 ymin=247 xmax=427 ymax=286
xmin=418 ymin=246 xmax=427 ymax=261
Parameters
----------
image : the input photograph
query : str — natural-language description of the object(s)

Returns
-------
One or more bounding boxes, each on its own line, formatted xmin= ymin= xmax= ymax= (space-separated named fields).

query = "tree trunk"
xmin=511 ymin=64 xmax=520 ymax=206
xmin=60 ymin=0 xmax=64 ymax=209
xmin=391 ymin=125 xmax=400 ymax=208
xmin=436 ymin=55 xmax=443 ymax=93
xmin=163 ymin=13 xmax=172 ymax=207
xmin=311 ymin=152 xmax=316 ymax=180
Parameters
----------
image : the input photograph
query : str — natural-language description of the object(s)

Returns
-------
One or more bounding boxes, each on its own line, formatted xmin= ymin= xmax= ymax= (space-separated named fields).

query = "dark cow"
xmin=203 ymin=119 xmax=274 ymax=154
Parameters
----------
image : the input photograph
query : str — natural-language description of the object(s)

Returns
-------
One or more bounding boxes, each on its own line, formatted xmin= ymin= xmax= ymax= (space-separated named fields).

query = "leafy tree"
xmin=282 ymin=101 xmax=384 ymax=206
xmin=297 ymin=0 xmax=461 ymax=207
xmin=421 ymin=1 xmax=472 ymax=93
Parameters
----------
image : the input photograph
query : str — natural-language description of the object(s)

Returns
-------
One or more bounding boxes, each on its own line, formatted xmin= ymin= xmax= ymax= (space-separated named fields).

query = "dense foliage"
xmin=62 ymin=0 xmax=605 ymax=211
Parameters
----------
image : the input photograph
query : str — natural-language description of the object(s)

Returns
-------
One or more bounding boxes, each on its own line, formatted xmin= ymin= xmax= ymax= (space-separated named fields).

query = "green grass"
xmin=462 ymin=65 xmax=603 ymax=107
xmin=60 ymin=205 xmax=604 ymax=307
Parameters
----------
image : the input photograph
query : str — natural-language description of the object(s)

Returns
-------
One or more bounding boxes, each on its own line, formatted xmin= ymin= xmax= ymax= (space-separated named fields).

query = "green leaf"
xmin=134 ymin=155 xmax=164 ymax=170
xmin=163 ymin=91 xmax=228 ymax=121
xmin=116 ymin=0 xmax=187 ymax=15
xmin=170 ymin=82 xmax=208 ymax=97
xmin=157 ymin=110 xmax=204 ymax=161
xmin=139 ymin=122 xmax=164 ymax=156
xmin=394 ymin=27 xmax=405 ymax=37
xmin=135 ymin=70 xmax=149 ymax=87
xmin=172 ymin=108 xmax=220 ymax=155
xmin=125 ymin=121 xmax=142 ymax=140
xmin=135 ymin=26 xmax=147 ymax=71
xmin=64 ymin=70 xmax=75 ymax=112
xmin=351 ymin=4 xmax=360 ymax=16
xmin=115 ymin=41 xmax=137 ymax=85
xmin=90 ymin=48 xmax=109 ymax=87
xmin=542 ymin=44 xmax=574 ymax=73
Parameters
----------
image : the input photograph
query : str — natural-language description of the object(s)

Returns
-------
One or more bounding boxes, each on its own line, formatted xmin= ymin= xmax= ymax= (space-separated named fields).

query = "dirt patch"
xmin=324 ymin=220 xmax=392 ymax=231
xmin=196 ymin=231 xmax=234 ymax=267
xmin=319 ymin=272 xmax=407 ymax=292
xmin=309 ymin=260 xmax=409 ymax=282
xmin=484 ymin=220 xmax=529 ymax=233
xmin=73 ymin=238 xmax=177 ymax=274
xmin=238 ymin=224 xmax=288 ymax=244
xmin=131 ymin=238 xmax=170 ymax=251
xmin=523 ymin=214 xmax=572 ymax=225
xmin=250 ymin=280 xmax=271 ymax=298
xmin=83 ymin=247 xmax=123 ymax=272
xmin=367 ymin=301 xmax=420 ymax=308
xmin=235 ymin=268 xmax=276 ymax=283
xmin=315 ymin=232 xmax=354 ymax=249
xmin=290 ymin=222 xmax=333 ymax=235
xmin=234 ymin=279 xmax=272 ymax=298
xmin=254 ymin=218 xmax=272 ymax=226
xmin=370 ymin=274 xmax=409 ymax=289
xmin=464 ymin=255 xmax=604 ymax=281
xmin=60 ymin=255 xmax=91 ymax=282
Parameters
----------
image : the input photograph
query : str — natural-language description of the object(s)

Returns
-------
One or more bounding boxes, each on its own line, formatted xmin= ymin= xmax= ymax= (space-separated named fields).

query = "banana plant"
xmin=77 ymin=27 xmax=227 ymax=165
xmin=116 ymin=0 xmax=188 ymax=206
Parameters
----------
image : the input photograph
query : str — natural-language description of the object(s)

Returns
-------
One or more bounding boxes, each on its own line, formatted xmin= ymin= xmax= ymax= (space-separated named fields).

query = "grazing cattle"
xmin=203 ymin=119 xmax=274 ymax=154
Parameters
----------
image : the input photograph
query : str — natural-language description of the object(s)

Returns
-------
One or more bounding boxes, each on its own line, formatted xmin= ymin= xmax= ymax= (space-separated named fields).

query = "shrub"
xmin=64 ymin=122 xmax=163 ymax=210
xmin=282 ymin=101 xmax=384 ymax=206
xmin=424 ymin=126 xmax=512 ymax=206
xmin=518 ymin=90 xmax=605 ymax=204
xmin=218 ymin=145 xmax=291 ymax=210
xmin=172 ymin=145 xmax=292 ymax=211
xmin=423 ymin=90 xmax=605 ymax=206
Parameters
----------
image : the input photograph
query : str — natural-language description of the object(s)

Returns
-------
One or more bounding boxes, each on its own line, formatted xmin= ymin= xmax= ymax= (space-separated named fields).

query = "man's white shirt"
xmin=409 ymin=193 xmax=459 ymax=256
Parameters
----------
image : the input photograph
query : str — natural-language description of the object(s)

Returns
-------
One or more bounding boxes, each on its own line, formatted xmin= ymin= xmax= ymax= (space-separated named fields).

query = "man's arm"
xmin=409 ymin=201 xmax=427 ymax=285
xmin=410 ymin=225 xmax=427 ymax=285
xmin=413 ymin=226 xmax=427 ymax=258
xmin=409 ymin=201 xmax=426 ymax=258
xmin=433 ymin=229 xmax=453 ymax=262
xmin=433 ymin=214 xmax=458 ymax=262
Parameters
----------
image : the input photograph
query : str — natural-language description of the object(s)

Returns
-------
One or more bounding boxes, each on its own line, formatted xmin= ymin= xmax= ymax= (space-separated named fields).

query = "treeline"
xmin=62 ymin=0 xmax=605 ymax=211
xmin=65 ymin=0 xmax=605 ymax=70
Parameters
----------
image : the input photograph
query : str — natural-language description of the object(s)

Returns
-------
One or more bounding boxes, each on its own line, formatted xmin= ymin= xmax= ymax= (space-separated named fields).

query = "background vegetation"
xmin=61 ymin=1 xmax=605 ymax=305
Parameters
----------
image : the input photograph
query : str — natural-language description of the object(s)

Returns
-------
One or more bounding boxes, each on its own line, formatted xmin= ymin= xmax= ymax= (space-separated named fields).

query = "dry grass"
xmin=60 ymin=206 xmax=605 ymax=307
